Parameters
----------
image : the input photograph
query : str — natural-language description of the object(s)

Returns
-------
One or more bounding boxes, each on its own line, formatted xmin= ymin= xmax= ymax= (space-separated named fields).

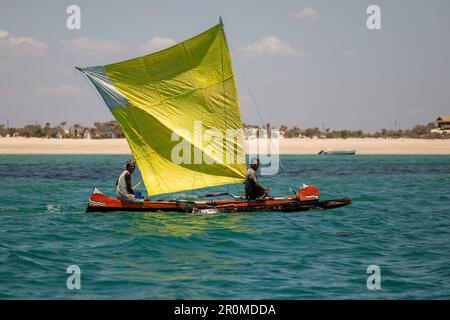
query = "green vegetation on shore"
xmin=245 ymin=122 xmax=449 ymax=139
xmin=278 ymin=123 xmax=447 ymax=139
xmin=1 ymin=121 xmax=448 ymax=139
xmin=0 ymin=121 xmax=124 ymax=139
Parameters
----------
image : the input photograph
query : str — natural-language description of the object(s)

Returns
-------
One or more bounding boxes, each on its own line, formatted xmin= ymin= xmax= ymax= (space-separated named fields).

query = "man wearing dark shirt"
xmin=244 ymin=158 xmax=271 ymax=200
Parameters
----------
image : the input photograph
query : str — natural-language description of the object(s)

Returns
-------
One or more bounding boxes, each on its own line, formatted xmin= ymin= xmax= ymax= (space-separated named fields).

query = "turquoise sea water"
xmin=0 ymin=155 xmax=449 ymax=299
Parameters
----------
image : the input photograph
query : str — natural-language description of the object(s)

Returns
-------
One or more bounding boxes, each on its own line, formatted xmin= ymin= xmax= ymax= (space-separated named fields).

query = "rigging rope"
xmin=227 ymin=38 xmax=288 ymax=177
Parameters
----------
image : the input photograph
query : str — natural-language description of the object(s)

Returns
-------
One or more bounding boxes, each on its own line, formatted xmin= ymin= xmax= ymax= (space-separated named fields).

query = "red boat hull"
xmin=85 ymin=188 xmax=352 ymax=213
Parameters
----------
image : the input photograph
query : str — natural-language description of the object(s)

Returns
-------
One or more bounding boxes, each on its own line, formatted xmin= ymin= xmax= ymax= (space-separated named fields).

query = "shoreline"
xmin=274 ymin=137 xmax=450 ymax=155
xmin=1 ymin=137 xmax=449 ymax=155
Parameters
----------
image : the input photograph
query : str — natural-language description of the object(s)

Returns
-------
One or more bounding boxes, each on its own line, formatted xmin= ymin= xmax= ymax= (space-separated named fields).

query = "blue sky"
xmin=0 ymin=0 xmax=449 ymax=131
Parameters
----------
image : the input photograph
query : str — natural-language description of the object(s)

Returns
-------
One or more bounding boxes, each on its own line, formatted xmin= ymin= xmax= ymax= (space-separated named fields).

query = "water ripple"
xmin=0 ymin=155 xmax=449 ymax=299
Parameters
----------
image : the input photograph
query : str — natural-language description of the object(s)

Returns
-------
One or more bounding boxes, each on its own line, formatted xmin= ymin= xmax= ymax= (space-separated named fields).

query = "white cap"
xmin=250 ymin=158 xmax=259 ymax=165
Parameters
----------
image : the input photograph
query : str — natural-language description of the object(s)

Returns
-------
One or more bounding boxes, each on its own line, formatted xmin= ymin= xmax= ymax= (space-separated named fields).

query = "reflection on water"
xmin=123 ymin=211 xmax=253 ymax=237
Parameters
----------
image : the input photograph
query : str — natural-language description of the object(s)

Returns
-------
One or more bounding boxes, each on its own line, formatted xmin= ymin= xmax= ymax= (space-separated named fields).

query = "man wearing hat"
xmin=245 ymin=158 xmax=271 ymax=200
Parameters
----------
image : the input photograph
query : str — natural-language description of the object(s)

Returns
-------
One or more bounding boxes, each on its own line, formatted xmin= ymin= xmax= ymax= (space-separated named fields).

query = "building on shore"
xmin=271 ymin=129 xmax=280 ymax=139
xmin=83 ymin=128 xmax=92 ymax=139
xmin=69 ymin=124 xmax=83 ymax=138
xmin=432 ymin=115 xmax=450 ymax=134
xmin=436 ymin=115 xmax=450 ymax=129
xmin=69 ymin=125 xmax=97 ymax=139
xmin=244 ymin=128 xmax=258 ymax=139
xmin=244 ymin=127 xmax=281 ymax=139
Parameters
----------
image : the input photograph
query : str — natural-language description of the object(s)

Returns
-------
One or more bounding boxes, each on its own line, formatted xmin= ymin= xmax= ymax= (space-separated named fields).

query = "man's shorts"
xmin=117 ymin=193 xmax=145 ymax=204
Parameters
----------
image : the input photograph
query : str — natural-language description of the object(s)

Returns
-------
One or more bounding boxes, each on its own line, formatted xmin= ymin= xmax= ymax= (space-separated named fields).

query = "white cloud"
xmin=139 ymin=36 xmax=176 ymax=53
xmin=238 ymin=36 xmax=301 ymax=57
xmin=62 ymin=37 xmax=125 ymax=56
xmin=344 ymin=50 xmax=356 ymax=57
xmin=0 ymin=29 xmax=48 ymax=57
xmin=34 ymin=85 xmax=87 ymax=97
xmin=291 ymin=7 xmax=319 ymax=21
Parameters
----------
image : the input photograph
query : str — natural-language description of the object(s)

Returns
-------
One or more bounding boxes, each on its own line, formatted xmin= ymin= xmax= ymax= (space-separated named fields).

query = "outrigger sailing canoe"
xmin=78 ymin=19 xmax=352 ymax=214
xmin=86 ymin=187 xmax=351 ymax=214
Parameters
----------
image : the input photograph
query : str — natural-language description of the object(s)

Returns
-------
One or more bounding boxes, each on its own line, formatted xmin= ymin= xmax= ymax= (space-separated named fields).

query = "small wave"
xmin=46 ymin=204 xmax=61 ymax=213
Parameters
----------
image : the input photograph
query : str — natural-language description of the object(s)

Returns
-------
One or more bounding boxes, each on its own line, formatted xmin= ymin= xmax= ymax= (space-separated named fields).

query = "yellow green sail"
xmin=78 ymin=22 xmax=246 ymax=195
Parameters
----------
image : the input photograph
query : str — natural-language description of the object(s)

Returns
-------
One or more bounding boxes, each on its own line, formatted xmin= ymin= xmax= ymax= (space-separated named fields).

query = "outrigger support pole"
xmin=203 ymin=192 xmax=244 ymax=199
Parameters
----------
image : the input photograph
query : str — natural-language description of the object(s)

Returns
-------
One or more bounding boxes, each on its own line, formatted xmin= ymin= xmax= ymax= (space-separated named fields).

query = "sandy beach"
xmin=0 ymin=137 xmax=449 ymax=155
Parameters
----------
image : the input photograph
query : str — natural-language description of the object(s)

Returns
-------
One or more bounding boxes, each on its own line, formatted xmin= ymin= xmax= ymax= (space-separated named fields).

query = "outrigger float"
xmin=85 ymin=186 xmax=351 ymax=214
xmin=78 ymin=19 xmax=352 ymax=214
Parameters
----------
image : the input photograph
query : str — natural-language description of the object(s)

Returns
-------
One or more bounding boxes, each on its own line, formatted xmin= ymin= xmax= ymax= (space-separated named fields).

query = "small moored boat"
xmin=318 ymin=149 xmax=356 ymax=155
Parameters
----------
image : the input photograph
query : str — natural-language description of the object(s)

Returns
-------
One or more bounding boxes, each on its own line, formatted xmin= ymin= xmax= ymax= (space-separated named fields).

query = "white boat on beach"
xmin=318 ymin=149 xmax=356 ymax=155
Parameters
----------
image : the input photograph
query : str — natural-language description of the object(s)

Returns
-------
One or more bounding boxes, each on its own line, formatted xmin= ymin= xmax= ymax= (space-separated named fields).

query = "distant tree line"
xmin=0 ymin=121 xmax=124 ymax=139
xmin=243 ymin=122 xmax=449 ymax=139
xmin=1 ymin=121 xmax=447 ymax=139
xmin=0 ymin=122 xmax=65 ymax=138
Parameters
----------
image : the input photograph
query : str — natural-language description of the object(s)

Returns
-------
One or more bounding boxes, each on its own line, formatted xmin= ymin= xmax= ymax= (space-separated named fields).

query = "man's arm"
xmin=125 ymin=172 xmax=134 ymax=195
xmin=254 ymin=181 xmax=265 ymax=192
xmin=250 ymin=171 xmax=271 ymax=192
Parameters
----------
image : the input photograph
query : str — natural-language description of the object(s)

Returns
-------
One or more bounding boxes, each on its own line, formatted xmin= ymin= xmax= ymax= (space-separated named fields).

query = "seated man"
xmin=244 ymin=158 xmax=271 ymax=200
xmin=116 ymin=160 xmax=144 ymax=203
